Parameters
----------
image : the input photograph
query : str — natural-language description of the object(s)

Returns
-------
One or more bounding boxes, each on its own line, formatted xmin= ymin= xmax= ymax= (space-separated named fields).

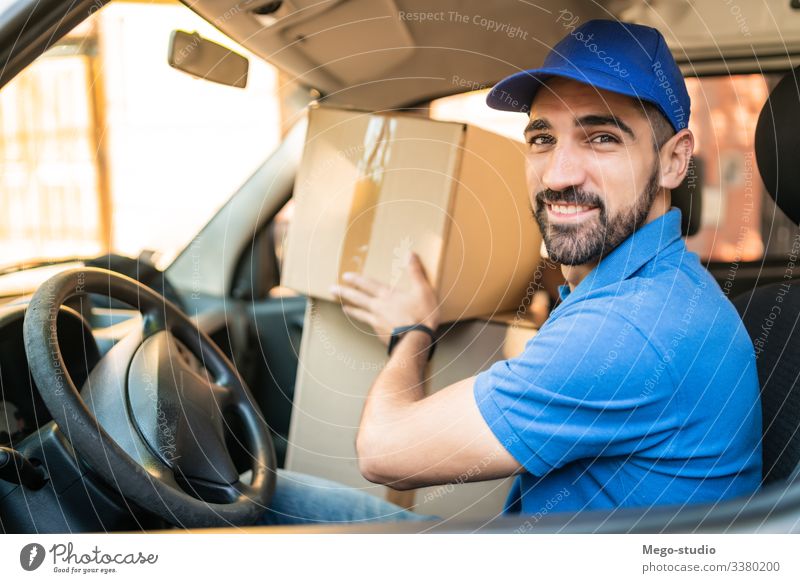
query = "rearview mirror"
xmin=167 ymin=30 xmax=248 ymax=88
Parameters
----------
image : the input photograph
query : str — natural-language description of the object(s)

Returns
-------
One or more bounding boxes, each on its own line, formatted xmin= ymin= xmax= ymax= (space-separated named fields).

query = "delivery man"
xmin=257 ymin=18 xmax=761 ymax=525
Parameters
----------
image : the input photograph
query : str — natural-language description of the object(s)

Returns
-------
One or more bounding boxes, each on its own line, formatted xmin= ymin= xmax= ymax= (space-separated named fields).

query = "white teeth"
xmin=550 ymin=204 xmax=592 ymax=214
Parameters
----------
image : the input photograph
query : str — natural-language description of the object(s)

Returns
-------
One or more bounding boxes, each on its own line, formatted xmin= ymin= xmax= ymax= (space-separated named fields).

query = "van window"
xmin=0 ymin=1 xmax=289 ymax=271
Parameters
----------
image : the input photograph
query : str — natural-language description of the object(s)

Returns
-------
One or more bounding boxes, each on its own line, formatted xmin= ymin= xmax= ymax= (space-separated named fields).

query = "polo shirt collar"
xmin=556 ymin=207 xmax=683 ymax=305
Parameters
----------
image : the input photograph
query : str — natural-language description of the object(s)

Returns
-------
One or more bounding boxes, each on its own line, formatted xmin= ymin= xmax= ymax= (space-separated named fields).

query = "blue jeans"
xmin=256 ymin=469 xmax=440 ymax=525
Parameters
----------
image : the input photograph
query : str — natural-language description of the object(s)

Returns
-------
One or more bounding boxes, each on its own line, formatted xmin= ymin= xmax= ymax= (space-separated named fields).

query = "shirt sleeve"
xmin=473 ymin=302 xmax=681 ymax=477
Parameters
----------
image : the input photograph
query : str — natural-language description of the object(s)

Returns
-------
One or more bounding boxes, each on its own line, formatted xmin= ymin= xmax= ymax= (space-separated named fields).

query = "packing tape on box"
xmin=337 ymin=115 xmax=398 ymax=283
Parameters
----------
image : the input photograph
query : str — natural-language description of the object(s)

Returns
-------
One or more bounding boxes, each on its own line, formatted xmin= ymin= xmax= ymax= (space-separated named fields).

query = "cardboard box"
xmin=281 ymin=106 xmax=541 ymax=323
xmin=285 ymin=298 xmax=537 ymax=520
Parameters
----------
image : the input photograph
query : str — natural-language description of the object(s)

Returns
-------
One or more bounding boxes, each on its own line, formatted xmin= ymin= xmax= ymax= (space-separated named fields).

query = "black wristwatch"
xmin=387 ymin=324 xmax=438 ymax=361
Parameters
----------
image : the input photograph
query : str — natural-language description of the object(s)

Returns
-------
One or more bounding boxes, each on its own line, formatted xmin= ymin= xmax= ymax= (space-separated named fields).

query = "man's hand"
xmin=329 ymin=252 xmax=520 ymax=489
xmin=329 ymin=253 xmax=440 ymax=345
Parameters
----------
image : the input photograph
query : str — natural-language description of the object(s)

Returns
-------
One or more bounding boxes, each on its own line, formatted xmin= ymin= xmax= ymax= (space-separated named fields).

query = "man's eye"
xmin=528 ymin=134 xmax=555 ymax=146
xmin=589 ymin=134 xmax=620 ymax=144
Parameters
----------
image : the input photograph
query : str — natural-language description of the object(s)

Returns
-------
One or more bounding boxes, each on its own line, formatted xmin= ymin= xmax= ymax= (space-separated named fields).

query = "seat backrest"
xmin=733 ymin=65 xmax=800 ymax=485
xmin=733 ymin=283 xmax=800 ymax=484
xmin=671 ymin=156 xmax=703 ymax=237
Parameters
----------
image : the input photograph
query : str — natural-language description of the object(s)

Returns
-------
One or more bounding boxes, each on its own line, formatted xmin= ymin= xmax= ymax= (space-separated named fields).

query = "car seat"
xmin=733 ymin=66 xmax=800 ymax=485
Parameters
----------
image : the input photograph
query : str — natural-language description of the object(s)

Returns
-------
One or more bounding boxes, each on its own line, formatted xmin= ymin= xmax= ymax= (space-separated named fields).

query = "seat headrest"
xmin=755 ymin=67 xmax=800 ymax=225
xmin=671 ymin=156 xmax=703 ymax=237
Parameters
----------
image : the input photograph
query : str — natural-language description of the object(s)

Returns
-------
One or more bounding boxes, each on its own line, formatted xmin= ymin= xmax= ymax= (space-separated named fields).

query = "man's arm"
xmin=330 ymin=254 xmax=522 ymax=490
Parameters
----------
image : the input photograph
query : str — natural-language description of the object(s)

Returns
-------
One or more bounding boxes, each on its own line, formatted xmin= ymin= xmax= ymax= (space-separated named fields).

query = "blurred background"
xmin=0 ymin=0 xmax=285 ymax=271
xmin=0 ymin=0 xmax=794 ymax=279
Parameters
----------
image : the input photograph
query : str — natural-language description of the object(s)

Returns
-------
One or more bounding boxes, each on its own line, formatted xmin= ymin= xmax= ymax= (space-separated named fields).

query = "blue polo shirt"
xmin=474 ymin=208 xmax=762 ymax=514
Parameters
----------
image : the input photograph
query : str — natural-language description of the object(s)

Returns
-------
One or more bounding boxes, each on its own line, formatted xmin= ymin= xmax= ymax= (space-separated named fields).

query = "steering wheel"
xmin=22 ymin=267 xmax=275 ymax=528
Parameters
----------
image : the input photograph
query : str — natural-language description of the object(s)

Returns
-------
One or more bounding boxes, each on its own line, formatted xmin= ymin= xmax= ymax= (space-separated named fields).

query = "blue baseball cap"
xmin=486 ymin=19 xmax=690 ymax=132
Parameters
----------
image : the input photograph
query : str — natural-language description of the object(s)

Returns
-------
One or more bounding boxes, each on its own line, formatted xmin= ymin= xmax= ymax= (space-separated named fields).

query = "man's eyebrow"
xmin=576 ymin=114 xmax=635 ymax=138
xmin=524 ymin=118 xmax=551 ymax=134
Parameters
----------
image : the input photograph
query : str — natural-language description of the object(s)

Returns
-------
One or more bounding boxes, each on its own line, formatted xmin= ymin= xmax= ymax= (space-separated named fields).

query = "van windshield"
xmin=0 ymin=1 xmax=292 ymax=271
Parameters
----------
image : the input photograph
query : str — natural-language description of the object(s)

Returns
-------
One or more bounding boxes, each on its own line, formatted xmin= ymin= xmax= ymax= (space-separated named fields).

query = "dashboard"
xmin=0 ymin=303 xmax=101 ymax=448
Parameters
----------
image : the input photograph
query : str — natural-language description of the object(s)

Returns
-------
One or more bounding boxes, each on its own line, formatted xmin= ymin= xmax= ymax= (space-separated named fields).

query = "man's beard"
xmin=532 ymin=164 xmax=661 ymax=266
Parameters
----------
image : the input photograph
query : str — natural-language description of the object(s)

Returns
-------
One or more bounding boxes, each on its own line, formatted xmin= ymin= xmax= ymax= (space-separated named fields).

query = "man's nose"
xmin=540 ymin=143 xmax=587 ymax=193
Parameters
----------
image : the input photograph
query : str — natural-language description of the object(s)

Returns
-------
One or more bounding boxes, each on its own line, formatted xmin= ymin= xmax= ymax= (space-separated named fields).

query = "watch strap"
xmin=387 ymin=324 xmax=438 ymax=361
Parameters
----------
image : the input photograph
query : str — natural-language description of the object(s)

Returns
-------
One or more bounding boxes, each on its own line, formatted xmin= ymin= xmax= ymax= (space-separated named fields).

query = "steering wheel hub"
xmin=128 ymin=331 xmax=239 ymax=484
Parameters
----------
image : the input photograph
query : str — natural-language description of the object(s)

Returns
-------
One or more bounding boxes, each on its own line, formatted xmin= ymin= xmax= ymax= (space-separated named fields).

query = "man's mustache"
xmin=535 ymin=187 xmax=603 ymax=209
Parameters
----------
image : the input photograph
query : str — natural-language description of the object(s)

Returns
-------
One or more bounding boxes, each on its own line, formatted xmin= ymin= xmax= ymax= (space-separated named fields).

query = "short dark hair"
xmin=640 ymin=101 xmax=675 ymax=151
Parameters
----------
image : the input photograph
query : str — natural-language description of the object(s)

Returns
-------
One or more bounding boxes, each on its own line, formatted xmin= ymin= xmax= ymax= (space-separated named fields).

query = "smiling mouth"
xmin=545 ymin=202 xmax=600 ymax=220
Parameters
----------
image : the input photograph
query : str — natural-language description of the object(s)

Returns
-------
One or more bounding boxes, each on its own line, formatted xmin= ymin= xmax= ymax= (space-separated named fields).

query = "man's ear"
xmin=658 ymin=129 xmax=694 ymax=190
